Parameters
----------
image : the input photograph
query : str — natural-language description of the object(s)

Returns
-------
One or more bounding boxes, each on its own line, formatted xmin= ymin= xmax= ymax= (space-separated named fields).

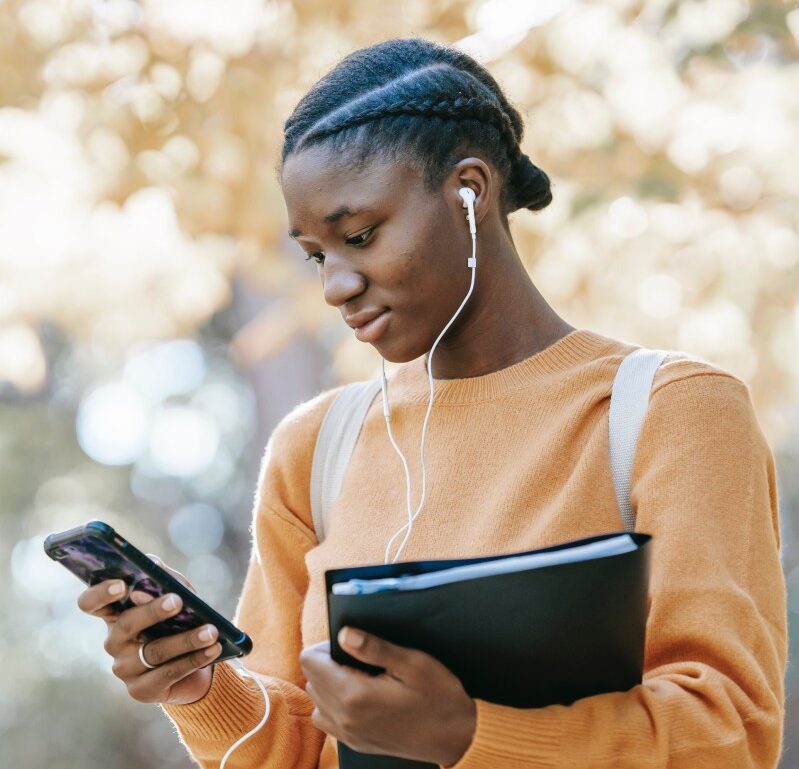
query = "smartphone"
xmin=43 ymin=520 xmax=252 ymax=664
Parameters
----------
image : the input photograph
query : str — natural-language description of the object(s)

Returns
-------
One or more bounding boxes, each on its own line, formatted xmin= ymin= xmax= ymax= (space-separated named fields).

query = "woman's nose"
xmin=321 ymin=254 xmax=367 ymax=308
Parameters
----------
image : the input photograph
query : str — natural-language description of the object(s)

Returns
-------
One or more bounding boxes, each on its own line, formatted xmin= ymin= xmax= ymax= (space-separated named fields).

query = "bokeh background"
xmin=1 ymin=0 xmax=797 ymax=767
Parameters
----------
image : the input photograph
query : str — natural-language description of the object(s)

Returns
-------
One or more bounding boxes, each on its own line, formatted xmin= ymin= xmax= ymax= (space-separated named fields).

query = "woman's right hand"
xmin=77 ymin=557 xmax=222 ymax=706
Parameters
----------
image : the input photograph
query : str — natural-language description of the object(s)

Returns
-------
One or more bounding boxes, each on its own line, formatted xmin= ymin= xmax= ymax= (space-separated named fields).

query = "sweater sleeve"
xmin=159 ymin=388 xmax=341 ymax=769
xmin=441 ymin=372 xmax=788 ymax=769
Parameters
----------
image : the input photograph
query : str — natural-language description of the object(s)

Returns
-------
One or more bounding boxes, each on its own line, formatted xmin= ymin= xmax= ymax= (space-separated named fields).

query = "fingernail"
xmin=205 ymin=644 xmax=219 ymax=658
xmin=340 ymin=627 xmax=364 ymax=649
xmin=198 ymin=625 xmax=216 ymax=642
xmin=162 ymin=594 xmax=178 ymax=610
xmin=108 ymin=581 xmax=125 ymax=596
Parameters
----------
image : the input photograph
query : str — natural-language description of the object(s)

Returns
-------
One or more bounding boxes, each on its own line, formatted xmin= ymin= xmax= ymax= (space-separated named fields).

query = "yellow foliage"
xmin=0 ymin=0 xmax=797 ymax=441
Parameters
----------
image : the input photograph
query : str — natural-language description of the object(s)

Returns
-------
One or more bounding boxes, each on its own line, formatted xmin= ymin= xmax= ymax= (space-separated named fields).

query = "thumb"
xmin=146 ymin=553 xmax=197 ymax=594
xmin=337 ymin=627 xmax=421 ymax=680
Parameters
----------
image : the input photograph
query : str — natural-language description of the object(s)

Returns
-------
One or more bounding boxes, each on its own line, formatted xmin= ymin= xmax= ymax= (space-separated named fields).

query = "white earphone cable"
xmin=382 ymin=213 xmax=477 ymax=565
xmin=219 ymin=659 xmax=271 ymax=769
xmin=213 ymin=191 xmax=475 ymax=763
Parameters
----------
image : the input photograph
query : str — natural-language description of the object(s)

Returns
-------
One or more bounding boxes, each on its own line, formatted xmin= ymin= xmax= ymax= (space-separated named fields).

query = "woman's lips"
xmin=353 ymin=310 xmax=390 ymax=343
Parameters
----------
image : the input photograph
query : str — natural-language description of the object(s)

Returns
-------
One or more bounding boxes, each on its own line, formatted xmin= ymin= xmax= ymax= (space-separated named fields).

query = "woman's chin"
xmin=370 ymin=338 xmax=432 ymax=365
xmin=362 ymin=315 xmax=436 ymax=363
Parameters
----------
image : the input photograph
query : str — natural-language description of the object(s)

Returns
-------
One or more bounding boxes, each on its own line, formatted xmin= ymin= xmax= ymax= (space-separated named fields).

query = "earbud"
xmin=458 ymin=187 xmax=477 ymax=269
xmin=458 ymin=187 xmax=477 ymax=236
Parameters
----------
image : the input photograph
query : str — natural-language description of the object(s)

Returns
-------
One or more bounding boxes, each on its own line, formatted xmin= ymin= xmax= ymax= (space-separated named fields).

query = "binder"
xmin=325 ymin=530 xmax=652 ymax=769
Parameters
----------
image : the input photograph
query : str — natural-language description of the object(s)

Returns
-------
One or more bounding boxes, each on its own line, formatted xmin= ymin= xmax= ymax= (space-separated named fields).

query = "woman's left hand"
xmin=299 ymin=627 xmax=477 ymax=767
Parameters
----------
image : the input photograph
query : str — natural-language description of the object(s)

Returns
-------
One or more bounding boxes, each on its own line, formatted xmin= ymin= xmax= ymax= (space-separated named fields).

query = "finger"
xmin=300 ymin=643 xmax=351 ymax=693
xmin=127 ymin=585 xmax=181 ymax=639
xmin=107 ymin=592 xmax=185 ymax=651
xmin=303 ymin=640 xmax=330 ymax=655
xmin=300 ymin=640 xmax=338 ymax=677
xmin=129 ymin=590 xmax=155 ymax=606
xmin=305 ymin=681 xmax=337 ymax=735
xmin=305 ymin=682 xmax=342 ymax=738
xmin=337 ymin=627 xmax=423 ymax=681
xmin=310 ymin=704 xmax=336 ymax=737
xmin=113 ymin=624 xmax=219 ymax=678
xmin=146 ymin=553 xmax=197 ymax=593
xmin=127 ymin=643 xmax=223 ymax=704
xmin=77 ymin=580 xmax=130 ymax=619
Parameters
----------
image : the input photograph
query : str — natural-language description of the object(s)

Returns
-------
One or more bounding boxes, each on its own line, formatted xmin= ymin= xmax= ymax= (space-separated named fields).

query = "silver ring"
xmin=138 ymin=642 xmax=157 ymax=670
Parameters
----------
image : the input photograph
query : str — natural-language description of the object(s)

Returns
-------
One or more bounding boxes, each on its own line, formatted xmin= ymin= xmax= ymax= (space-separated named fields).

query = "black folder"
xmin=325 ymin=530 xmax=652 ymax=769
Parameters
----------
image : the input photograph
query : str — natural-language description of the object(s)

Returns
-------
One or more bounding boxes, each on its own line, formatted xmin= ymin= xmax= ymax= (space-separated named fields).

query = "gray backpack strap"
xmin=609 ymin=348 xmax=671 ymax=532
xmin=310 ymin=378 xmax=382 ymax=544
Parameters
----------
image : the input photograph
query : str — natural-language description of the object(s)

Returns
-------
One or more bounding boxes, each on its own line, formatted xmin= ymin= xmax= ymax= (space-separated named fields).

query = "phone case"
xmin=44 ymin=520 xmax=252 ymax=664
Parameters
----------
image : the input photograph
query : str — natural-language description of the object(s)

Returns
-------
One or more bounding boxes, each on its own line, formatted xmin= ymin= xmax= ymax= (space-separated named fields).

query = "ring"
xmin=138 ymin=642 xmax=157 ymax=670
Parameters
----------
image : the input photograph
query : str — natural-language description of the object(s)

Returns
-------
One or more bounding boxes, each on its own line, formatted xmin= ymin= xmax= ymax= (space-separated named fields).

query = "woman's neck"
xmin=425 ymin=255 xmax=575 ymax=381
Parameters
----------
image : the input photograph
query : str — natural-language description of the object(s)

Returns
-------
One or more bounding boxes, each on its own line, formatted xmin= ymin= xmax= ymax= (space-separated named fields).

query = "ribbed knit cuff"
xmin=160 ymin=661 xmax=272 ymax=743
xmin=441 ymin=699 xmax=562 ymax=769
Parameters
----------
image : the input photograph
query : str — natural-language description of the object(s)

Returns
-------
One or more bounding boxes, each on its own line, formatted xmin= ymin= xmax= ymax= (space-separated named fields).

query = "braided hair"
xmin=281 ymin=38 xmax=552 ymax=215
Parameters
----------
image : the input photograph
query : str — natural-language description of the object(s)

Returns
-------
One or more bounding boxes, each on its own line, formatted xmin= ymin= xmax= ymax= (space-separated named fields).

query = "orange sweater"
xmin=161 ymin=328 xmax=787 ymax=769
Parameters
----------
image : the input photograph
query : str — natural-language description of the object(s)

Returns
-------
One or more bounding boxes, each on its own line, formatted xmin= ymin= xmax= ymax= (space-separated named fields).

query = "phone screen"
xmin=54 ymin=533 xmax=201 ymax=635
xmin=45 ymin=521 xmax=252 ymax=660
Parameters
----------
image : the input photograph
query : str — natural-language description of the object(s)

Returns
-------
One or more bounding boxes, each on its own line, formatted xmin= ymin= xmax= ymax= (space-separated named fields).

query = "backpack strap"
xmin=609 ymin=347 xmax=671 ymax=532
xmin=310 ymin=378 xmax=382 ymax=544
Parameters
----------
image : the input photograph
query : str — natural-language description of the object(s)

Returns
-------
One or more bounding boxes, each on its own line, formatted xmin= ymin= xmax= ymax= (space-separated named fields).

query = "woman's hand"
xmin=76 ymin=556 xmax=222 ymax=706
xmin=300 ymin=628 xmax=476 ymax=767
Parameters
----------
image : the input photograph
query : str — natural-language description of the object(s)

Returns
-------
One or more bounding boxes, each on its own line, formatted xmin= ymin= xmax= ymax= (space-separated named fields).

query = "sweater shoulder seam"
xmin=650 ymin=369 xmax=744 ymax=399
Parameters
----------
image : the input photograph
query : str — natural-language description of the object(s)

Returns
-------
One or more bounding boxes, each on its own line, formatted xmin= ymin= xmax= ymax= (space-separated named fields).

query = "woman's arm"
xmin=160 ymin=390 xmax=341 ymax=769
xmin=441 ymin=372 xmax=787 ymax=769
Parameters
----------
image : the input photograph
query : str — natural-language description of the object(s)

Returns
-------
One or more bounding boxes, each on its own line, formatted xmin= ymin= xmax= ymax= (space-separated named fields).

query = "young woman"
xmin=78 ymin=38 xmax=787 ymax=769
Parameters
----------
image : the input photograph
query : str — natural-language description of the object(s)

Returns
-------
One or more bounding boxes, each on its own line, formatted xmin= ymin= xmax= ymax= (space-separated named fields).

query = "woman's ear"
xmin=450 ymin=157 xmax=492 ymax=229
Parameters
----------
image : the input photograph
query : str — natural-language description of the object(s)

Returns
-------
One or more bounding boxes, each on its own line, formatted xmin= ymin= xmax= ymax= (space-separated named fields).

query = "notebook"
xmin=325 ymin=530 xmax=652 ymax=769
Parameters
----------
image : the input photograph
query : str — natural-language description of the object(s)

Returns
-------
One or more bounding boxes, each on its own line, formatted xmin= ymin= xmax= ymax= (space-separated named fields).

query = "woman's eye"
xmin=346 ymin=227 xmax=374 ymax=247
xmin=303 ymin=228 xmax=374 ymax=265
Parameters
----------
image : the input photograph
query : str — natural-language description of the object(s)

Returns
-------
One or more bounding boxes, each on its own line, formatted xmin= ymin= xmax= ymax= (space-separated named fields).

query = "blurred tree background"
xmin=0 ymin=0 xmax=797 ymax=766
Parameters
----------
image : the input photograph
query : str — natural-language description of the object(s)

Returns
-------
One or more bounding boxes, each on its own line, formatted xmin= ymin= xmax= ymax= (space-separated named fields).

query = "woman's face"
xmin=280 ymin=145 xmax=477 ymax=363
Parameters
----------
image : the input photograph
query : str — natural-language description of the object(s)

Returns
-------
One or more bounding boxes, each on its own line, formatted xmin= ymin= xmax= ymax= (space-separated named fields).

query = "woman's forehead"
xmin=281 ymin=146 xmax=422 ymax=221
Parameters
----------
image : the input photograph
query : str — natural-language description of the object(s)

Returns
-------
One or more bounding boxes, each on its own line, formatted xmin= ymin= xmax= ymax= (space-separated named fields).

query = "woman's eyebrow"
xmin=288 ymin=206 xmax=372 ymax=238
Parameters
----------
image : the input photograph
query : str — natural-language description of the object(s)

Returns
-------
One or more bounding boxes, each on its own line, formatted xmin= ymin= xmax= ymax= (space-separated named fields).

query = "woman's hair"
xmin=280 ymin=38 xmax=552 ymax=215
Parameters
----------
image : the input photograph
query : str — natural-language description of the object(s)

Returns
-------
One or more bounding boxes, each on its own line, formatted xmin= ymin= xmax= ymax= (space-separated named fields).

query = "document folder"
xmin=325 ymin=530 xmax=652 ymax=769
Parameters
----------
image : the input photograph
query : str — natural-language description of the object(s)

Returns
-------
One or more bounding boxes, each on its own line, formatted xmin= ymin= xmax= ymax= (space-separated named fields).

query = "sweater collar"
xmin=385 ymin=328 xmax=615 ymax=405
